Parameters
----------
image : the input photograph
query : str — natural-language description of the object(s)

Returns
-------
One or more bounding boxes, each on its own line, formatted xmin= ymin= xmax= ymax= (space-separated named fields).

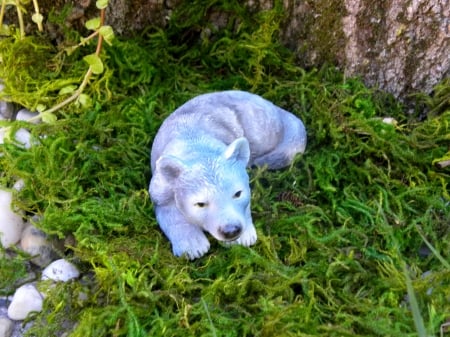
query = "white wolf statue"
xmin=149 ymin=90 xmax=307 ymax=259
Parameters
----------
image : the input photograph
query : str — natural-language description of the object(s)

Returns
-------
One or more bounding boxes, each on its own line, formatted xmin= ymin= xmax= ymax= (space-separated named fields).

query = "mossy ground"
xmin=0 ymin=2 xmax=449 ymax=337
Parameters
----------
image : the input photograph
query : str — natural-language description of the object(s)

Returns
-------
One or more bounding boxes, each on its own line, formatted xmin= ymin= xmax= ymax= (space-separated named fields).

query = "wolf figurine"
xmin=149 ymin=90 xmax=307 ymax=259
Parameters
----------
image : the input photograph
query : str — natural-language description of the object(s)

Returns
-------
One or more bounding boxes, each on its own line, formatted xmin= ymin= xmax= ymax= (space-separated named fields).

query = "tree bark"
xmin=3 ymin=0 xmax=449 ymax=100
xmin=281 ymin=0 xmax=450 ymax=99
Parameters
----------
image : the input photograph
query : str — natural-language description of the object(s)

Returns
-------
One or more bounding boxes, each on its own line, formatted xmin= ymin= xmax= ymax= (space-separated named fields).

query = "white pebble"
xmin=0 ymin=128 xmax=34 ymax=149
xmin=382 ymin=117 xmax=398 ymax=125
xmin=0 ymin=101 xmax=14 ymax=120
xmin=7 ymin=283 xmax=43 ymax=320
xmin=42 ymin=259 xmax=79 ymax=282
xmin=0 ymin=189 xmax=24 ymax=248
xmin=13 ymin=128 xmax=32 ymax=149
xmin=0 ymin=317 xmax=14 ymax=337
xmin=12 ymin=179 xmax=25 ymax=192
xmin=16 ymin=109 xmax=40 ymax=124
xmin=0 ymin=128 xmax=7 ymax=145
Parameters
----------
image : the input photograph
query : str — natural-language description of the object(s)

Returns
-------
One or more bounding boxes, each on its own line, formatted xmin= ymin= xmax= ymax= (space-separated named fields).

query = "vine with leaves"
xmin=0 ymin=0 xmax=114 ymax=123
xmin=0 ymin=0 xmax=43 ymax=37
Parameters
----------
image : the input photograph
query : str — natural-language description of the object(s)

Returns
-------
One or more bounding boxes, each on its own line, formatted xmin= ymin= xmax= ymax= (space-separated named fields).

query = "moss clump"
xmin=0 ymin=2 xmax=449 ymax=337
xmin=0 ymin=248 xmax=28 ymax=295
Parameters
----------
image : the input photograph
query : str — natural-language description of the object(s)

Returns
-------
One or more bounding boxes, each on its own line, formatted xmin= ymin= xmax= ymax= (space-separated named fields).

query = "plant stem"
xmin=43 ymin=67 xmax=93 ymax=115
xmin=416 ymin=225 xmax=450 ymax=269
xmin=96 ymin=9 xmax=105 ymax=54
xmin=0 ymin=0 xmax=6 ymax=30
xmin=31 ymin=0 xmax=43 ymax=32
xmin=403 ymin=263 xmax=427 ymax=337
xmin=15 ymin=0 xmax=25 ymax=38
xmin=78 ymin=30 xmax=99 ymax=47
xmin=43 ymin=8 xmax=105 ymax=115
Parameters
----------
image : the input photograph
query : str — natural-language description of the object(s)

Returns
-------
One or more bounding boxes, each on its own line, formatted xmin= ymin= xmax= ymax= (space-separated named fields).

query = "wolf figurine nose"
xmin=219 ymin=224 xmax=242 ymax=240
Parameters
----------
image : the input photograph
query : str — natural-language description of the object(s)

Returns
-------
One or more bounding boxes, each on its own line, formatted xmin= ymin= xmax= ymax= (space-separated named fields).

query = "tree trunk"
xmin=3 ymin=0 xmax=449 ymax=100
xmin=281 ymin=0 xmax=450 ymax=99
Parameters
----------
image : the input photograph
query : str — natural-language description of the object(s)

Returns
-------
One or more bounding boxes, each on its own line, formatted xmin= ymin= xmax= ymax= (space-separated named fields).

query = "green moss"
xmin=0 ymin=248 xmax=28 ymax=295
xmin=0 ymin=1 xmax=449 ymax=337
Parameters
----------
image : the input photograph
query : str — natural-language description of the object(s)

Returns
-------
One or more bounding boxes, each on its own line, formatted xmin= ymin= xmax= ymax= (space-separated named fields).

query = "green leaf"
xmin=0 ymin=24 xmax=11 ymax=36
xmin=31 ymin=13 xmax=44 ymax=25
xmin=77 ymin=94 xmax=92 ymax=107
xmin=96 ymin=0 xmax=109 ymax=9
xmin=64 ymin=45 xmax=78 ymax=56
xmin=36 ymin=104 xmax=46 ymax=113
xmin=99 ymin=25 xmax=114 ymax=45
xmin=40 ymin=111 xmax=57 ymax=124
xmin=83 ymin=54 xmax=104 ymax=74
xmin=403 ymin=264 xmax=427 ymax=337
xmin=78 ymin=36 xmax=91 ymax=47
xmin=58 ymin=85 xmax=77 ymax=95
xmin=85 ymin=17 xmax=101 ymax=30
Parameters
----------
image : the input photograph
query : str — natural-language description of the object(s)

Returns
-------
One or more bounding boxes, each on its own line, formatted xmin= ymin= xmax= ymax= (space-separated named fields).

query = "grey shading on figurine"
xmin=149 ymin=90 xmax=307 ymax=259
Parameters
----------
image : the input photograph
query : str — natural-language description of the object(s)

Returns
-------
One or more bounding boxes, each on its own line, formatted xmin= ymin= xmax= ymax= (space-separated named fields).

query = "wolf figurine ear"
xmin=223 ymin=137 xmax=250 ymax=165
xmin=156 ymin=155 xmax=186 ymax=181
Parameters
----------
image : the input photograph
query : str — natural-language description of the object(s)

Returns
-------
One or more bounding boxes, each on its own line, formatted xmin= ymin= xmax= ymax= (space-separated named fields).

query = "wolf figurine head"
xmin=153 ymin=138 xmax=256 ymax=246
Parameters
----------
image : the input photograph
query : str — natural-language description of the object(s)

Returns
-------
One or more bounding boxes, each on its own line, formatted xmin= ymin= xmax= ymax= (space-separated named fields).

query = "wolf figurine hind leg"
xmin=251 ymin=106 xmax=306 ymax=169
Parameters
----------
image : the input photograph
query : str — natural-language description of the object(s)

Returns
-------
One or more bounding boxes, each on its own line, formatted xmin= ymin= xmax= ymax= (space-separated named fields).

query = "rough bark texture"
xmin=339 ymin=0 xmax=449 ymax=98
xmin=3 ymin=0 xmax=449 ymax=99
xmin=281 ymin=0 xmax=450 ymax=98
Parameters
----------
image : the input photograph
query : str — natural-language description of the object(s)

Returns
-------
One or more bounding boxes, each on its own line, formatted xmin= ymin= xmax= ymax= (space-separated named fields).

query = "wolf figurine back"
xmin=149 ymin=90 xmax=306 ymax=259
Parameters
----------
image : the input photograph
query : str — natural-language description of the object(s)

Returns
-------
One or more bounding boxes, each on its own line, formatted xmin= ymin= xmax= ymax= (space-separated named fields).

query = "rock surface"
xmin=0 ymin=129 xmax=33 ymax=149
xmin=15 ymin=109 xmax=40 ymax=124
xmin=0 ymin=102 xmax=14 ymax=120
xmin=20 ymin=224 xmax=59 ymax=268
xmin=12 ymin=129 xmax=32 ymax=149
xmin=7 ymin=284 xmax=43 ymax=321
xmin=0 ymin=317 xmax=14 ymax=337
xmin=0 ymin=99 xmax=77 ymax=336
xmin=42 ymin=259 xmax=80 ymax=282
xmin=0 ymin=190 xmax=24 ymax=248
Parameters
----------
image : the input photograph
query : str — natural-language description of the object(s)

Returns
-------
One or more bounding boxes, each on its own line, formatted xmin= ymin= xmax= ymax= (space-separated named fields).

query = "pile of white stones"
xmin=1 ymin=98 xmax=80 ymax=337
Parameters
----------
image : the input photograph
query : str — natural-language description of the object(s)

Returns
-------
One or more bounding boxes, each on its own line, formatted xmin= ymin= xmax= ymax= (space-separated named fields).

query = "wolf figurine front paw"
xmin=149 ymin=90 xmax=307 ymax=259
xmin=170 ymin=226 xmax=211 ymax=260
xmin=229 ymin=223 xmax=257 ymax=247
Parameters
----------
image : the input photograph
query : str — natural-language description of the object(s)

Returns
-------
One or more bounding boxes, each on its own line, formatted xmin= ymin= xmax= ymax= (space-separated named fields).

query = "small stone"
xmin=77 ymin=291 xmax=88 ymax=304
xmin=13 ymin=128 xmax=32 ymax=149
xmin=0 ymin=128 xmax=34 ymax=148
xmin=64 ymin=233 xmax=77 ymax=248
xmin=0 ymin=189 xmax=24 ymax=248
xmin=42 ymin=259 xmax=80 ymax=282
xmin=20 ymin=224 xmax=58 ymax=267
xmin=12 ymin=179 xmax=25 ymax=192
xmin=15 ymin=109 xmax=40 ymax=124
xmin=7 ymin=283 xmax=43 ymax=320
xmin=382 ymin=117 xmax=398 ymax=125
xmin=0 ymin=128 xmax=7 ymax=145
xmin=0 ymin=317 xmax=14 ymax=337
xmin=0 ymin=101 xmax=14 ymax=120
xmin=418 ymin=244 xmax=431 ymax=258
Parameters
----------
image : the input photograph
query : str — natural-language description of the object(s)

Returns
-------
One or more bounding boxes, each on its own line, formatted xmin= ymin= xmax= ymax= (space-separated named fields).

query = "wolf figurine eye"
xmin=195 ymin=202 xmax=208 ymax=208
xmin=233 ymin=190 xmax=242 ymax=198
